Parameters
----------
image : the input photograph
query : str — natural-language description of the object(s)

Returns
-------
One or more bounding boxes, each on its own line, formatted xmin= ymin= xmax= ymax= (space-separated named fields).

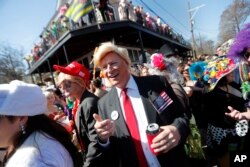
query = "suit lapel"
xmin=108 ymin=88 xmax=130 ymax=136
xmin=133 ymin=76 xmax=158 ymax=124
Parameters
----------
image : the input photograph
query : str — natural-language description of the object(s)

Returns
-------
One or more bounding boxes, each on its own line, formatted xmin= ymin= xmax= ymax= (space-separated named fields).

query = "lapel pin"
xmin=111 ymin=110 xmax=119 ymax=120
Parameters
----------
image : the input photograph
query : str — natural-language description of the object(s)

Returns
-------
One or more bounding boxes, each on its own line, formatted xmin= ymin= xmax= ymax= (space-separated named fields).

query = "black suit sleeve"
xmin=133 ymin=75 xmax=190 ymax=145
xmin=157 ymin=76 xmax=190 ymax=144
xmin=77 ymin=95 xmax=104 ymax=167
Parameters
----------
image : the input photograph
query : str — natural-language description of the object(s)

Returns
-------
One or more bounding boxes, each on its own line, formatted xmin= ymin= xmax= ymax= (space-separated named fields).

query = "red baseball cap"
xmin=53 ymin=61 xmax=90 ymax=81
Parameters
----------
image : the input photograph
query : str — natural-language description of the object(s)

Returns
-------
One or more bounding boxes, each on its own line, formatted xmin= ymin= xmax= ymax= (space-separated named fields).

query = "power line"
xmin=139 ymin=0 xmax=191 ymax=38
xmin=137 ymin=0 xmax=166 ymax=24
xmin=151 ymin=0 xmax=190 ymax=38
xmin=136 ymin=0 xmax=189 ymax=38
xmin=152 ymin=0 xmax=189 ymax=32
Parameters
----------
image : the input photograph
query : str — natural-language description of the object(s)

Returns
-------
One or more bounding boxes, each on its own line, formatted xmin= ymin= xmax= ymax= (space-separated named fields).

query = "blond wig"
xmin=93 ymin=42 xmax=131 ymax=68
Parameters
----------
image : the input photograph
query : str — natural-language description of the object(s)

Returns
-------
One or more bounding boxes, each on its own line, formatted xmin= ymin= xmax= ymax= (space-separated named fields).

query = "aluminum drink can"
xmin=146 ymin=123 xmax=160 ymax=155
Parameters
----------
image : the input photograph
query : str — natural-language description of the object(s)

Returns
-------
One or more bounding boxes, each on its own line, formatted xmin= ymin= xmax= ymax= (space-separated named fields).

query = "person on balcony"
xmin=118 ymin=0 xmax=129 ymax=20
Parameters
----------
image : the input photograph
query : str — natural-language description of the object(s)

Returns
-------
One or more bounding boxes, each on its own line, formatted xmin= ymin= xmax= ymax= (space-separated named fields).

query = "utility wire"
xmin=150 ymin=0 xmax=190 ymax=38
xmin=135 ymin=0 xmax=190 ymax=39
xmin=152 ymin=0 xmax=189 ymax=32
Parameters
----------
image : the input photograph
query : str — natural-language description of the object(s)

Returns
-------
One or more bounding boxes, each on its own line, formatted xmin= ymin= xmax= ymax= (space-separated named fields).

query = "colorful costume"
xmin=228 ymin=23 xmax=250 ymax=100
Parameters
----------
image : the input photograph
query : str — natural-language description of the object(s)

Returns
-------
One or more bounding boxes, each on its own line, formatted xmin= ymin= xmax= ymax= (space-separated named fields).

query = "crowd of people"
xmin=1 ymin=23 xmax=250 ymax=167
xmin=24 ymin=0 xmax=188 ymax=67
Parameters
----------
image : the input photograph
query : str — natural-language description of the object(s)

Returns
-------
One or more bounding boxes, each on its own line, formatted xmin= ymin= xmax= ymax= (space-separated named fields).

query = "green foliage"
xmin=184 ymin=116 xmax=205 ymax=159
xmin=241 ymin=81 xmax=250 ymax=100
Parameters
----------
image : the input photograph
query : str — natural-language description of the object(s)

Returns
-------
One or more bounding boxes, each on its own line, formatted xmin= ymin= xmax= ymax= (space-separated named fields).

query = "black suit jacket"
xmin=97 ymin=75 xmax=190 ymax=167
xmin=76 ymin=90 xmax=104 ymax=167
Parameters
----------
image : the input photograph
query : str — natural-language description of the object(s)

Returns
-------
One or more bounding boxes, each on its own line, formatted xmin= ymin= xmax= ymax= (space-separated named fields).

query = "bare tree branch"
xmin=0 ymin=44 xmax=26 ymax=83
xmin=218 ymin=0 xmax=250 ymax=44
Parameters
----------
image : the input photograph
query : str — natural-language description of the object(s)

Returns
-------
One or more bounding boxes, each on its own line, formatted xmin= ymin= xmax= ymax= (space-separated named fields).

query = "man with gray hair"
xmin=92 ymin=42 xmax=190 ymax=167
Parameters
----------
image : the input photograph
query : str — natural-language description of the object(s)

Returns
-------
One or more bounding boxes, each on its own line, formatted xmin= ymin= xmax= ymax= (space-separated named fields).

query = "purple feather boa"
xmin=228 ymin=23 xmax=250 ymax=61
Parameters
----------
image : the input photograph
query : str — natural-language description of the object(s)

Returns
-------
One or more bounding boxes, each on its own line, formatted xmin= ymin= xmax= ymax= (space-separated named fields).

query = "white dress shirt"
xmin=116 ymin=75 xmax=161 ymax=167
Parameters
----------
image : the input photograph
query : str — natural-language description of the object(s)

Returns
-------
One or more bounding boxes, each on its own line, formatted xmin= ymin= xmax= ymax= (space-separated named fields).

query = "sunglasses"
xmin=58 ymin=80 xmax=73 ymax=90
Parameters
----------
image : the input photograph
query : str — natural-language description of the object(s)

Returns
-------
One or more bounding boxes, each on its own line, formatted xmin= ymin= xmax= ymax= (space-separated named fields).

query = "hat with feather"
xmin=189 ymin=61 xmax=207 ymax=81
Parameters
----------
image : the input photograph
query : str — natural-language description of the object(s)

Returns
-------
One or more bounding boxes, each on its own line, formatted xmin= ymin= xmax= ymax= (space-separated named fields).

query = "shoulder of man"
xmin=80 ymin=90 xmax=99 ymax=106
xmin=97 ymin=87 xmax=116 ymax=103
xmin=134 ymin=75 xmax=170 ymax=88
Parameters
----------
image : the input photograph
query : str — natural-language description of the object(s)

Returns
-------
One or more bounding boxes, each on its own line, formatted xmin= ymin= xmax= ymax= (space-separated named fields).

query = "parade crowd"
xmin=24 ymin=0 xmax=189 ymax=67
xmin=1 ymin=0 xmax=250 ymax=165
xmin=0 ymin=22 xmax=250 ymax=167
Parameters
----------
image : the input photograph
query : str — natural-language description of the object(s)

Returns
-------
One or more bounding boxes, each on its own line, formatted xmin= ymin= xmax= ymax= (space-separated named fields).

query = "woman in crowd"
xmin=43 ymin=90 xmax=73 ymax=133
xmin=148 ymin=53 xmax=206 ymax=166
xmin=147 ymin=53 xmax=191 ymax=117
xmin=203 ymin=57 xmax=249 ymax=167
xmin=225 ymin=107 xmax=250 ymax=121
xmin=43 ymin=90 xmax=65 ymax=120
xmin=0 ymin=80 xmax=80 ymax=167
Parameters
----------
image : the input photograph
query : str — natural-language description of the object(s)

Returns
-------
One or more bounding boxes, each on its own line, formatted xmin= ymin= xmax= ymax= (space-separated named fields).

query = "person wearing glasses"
xmin=92 ymin=42 xmax=190 ymax=167
xmin=53 ymin=61 xmax=103 ymax=167
xmin=0 ymin=80 xmax=80 ymax=167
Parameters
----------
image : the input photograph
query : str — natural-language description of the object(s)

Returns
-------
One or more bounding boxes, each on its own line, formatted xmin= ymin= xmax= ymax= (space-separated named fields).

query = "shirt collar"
xmin=116 ymin=75 xmax=138 ymax=97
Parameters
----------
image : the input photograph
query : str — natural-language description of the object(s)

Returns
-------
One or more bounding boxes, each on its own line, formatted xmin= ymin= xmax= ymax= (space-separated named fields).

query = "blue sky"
xmin=0 ymin=0 xmax=246 ymax=55
xmin=0 ymin=0 xmax=57 ymax=53
xmin=135 ymin=0 xmax=234 ymax=40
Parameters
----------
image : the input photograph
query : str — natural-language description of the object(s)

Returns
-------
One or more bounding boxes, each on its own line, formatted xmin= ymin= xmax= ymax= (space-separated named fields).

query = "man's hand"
xmin=150 ymin=125 xmax=180 ymax=154
xmin=93 ymin=113 xmax=115 ymax=143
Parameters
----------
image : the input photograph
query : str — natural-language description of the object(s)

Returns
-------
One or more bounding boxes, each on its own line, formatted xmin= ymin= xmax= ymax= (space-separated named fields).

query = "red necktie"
xmin=121 ymin=89 xmax=148 ymax=167
xmin=72 ymin=99 xmax=86 ymax=152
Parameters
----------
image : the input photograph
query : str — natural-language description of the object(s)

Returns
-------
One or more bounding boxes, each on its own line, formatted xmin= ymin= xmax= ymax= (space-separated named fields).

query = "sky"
xmin=0 ymin=0 xmax=248 ymax=55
